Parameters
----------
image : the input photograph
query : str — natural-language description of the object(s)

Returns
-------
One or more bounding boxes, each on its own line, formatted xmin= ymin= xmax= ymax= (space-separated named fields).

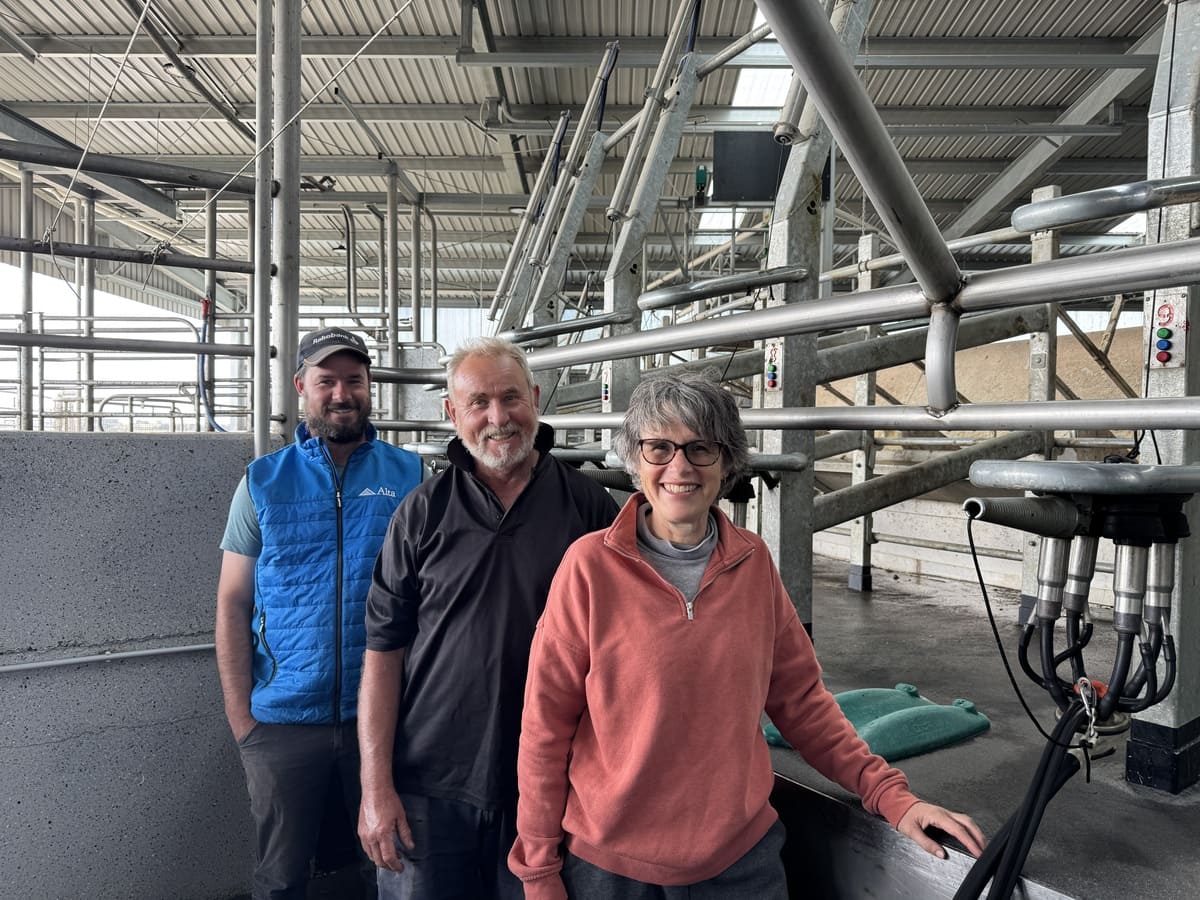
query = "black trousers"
xmin=375 ymin=793 xmax=524 ymax=900
xmin=238 ymin=720 xmax=372 ymax=900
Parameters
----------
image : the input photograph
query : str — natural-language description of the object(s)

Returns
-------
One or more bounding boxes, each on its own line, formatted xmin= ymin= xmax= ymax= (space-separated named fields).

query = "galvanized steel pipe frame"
xmin=82 ymin=196 xmax=97 ymax=431
xmin=525 ymin=43 xmax=620 ymax=271
xmin=253 ymin=0 xmax=273 ymax=457
xmin=925 ymin=303 xmax=961 ymax=412
xmin=19 ymin=169 xmax=32 ymax=430
xmin=757 ymin=0 xmax=967 ymax=413
xmin=372 ymin=366 xmax=448 ymax=386
xmin=820 ymin=226 xmax=1025 ymax=284
xmin=1011 ymin=174 xmax=1200 ymax=233
xmin=0 ymin=331 xmax=254 ymax=358
xmin=605 ymin=0 xmax=699 ymax=221
xmin=816 ymin=306 xmax=1049 ymax=383
xmin=499 ymin=311 xmax=633 ymax=344
xmin=756 ymin=0 xmax=961 ymax=304
xmin=411 ymin=192 xmax=423 ymax=342
xmin=341 ymin=204 xmax=358 ymax=315
xmin=526 ymin=235 xmax=1200 ymax=371
xmin=487 ymin=110 xmax=570 ymax=321
xmin=379 ymin=394 xmax=1200 ymax=435
xmin=643 ymin=220 xmax=769 ymax=293
xmin=0 ymin=236 xmax=264 ymax=275
xmin=271 ymin=0 xmax=302 ymax=439
xmin=427 ymin=206 xmax=439 ymax=344
xmin=637 ymin=264 xmax=808 ymax=311
xmin=387 ymin=170 xmax=400 ymax=421
xmin=605 ymin=55 xmax=700 ymax=293
xmin=0 ymin=138 xmax=264 ymax=196
xmin=529 ymin=132 xmax=609 ymax=317
xmin=695 ymin=22 xmax=774 ymax=79
xmin=812 ymin=431 xmax=1045 ymax=531
xmin=600 ymin=24 xmax=774 ymax=153
xmin=603 ymin=53 xmax=702 ymax=413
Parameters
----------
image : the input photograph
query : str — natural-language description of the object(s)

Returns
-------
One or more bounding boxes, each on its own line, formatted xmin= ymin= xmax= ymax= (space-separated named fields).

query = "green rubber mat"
xmin=764 ymin=682 xmax=989 ymax=762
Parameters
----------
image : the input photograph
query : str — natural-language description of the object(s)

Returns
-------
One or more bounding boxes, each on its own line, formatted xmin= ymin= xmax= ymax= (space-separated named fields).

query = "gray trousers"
xmin=238 ymin=720 xmax=372 ymax=900
xmin=561 ymin=819 xmax=789 ymax=900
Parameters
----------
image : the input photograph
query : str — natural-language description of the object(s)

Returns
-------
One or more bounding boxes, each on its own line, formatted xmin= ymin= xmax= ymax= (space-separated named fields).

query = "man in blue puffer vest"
xmin=216 ymin=326 xmax=423 ymax=900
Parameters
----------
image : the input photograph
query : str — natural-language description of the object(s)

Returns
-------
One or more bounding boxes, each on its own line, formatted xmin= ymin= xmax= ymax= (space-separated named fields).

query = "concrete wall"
xmin=0 ymin=432 xmax=257 ymax=900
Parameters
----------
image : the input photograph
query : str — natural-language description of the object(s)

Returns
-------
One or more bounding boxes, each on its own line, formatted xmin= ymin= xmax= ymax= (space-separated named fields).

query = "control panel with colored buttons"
xmin=1150 ymin=300 xmax=1186 ymax=368
xmin=764 ymin=338 xmax=783 ymax=393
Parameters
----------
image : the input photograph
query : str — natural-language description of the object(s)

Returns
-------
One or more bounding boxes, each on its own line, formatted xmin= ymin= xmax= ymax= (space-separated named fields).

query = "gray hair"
xmin=613 ymin=372 xmax=750 ymax=494
xmin=445 ymin=336 xmax=536 ymax=398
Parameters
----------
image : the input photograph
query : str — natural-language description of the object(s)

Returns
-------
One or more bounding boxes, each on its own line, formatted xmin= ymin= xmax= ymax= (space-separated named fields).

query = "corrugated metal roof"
xmin=0 ymin=0 xmax=1175 ymax=312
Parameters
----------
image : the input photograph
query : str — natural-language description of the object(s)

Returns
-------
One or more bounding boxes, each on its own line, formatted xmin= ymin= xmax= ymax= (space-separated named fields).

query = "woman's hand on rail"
xmin=897 ymin=800 xmax=987 ymax=859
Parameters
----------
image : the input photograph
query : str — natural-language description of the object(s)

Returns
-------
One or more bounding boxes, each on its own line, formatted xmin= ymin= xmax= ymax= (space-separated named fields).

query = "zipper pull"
xmin=336 ymin=488 xmax=342 ymax=510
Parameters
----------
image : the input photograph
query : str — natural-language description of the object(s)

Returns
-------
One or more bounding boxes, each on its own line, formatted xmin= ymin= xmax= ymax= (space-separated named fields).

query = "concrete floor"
xmin=771 ymin=557 xmax=1200 ymax=900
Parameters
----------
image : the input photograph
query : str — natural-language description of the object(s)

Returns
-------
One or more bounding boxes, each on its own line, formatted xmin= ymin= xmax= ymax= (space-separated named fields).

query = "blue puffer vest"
xmin=246 ymin=422 xmax=422 ymax=724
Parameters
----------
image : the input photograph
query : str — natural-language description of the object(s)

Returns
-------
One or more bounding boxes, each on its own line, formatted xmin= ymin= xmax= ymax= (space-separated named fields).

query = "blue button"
xmin=1156 ymin=339 xmax=1172 ymax=350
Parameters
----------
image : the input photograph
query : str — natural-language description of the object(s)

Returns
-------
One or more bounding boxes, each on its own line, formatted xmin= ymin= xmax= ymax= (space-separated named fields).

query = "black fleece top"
xmin=366 ymin=423 xmax=619 ymax=810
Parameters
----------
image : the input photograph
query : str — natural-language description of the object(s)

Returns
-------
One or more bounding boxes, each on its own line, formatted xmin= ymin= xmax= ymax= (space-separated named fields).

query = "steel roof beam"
xmin=121 ymin=153 xmax=1148 ymax=179
xmin=175 ymin=227 xmax=1132 ymax=252
xmin=0 ymin=104 xmax=177 ymax=220
xmin=173 ymin=191 xmax=979 ymax=216
xmin=11 ymin=102 xmax=1148 ymax=131
xmin=2 ymin=35 xmax=1156 ymax=70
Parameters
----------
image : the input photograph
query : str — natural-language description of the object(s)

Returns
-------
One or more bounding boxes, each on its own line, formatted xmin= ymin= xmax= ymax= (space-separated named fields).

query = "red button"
xmin=1156 ymin=350 xmax=1172 ymax=363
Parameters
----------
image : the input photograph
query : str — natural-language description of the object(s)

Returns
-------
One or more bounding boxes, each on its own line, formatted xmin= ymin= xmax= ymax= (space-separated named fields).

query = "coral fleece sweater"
xmin=509 ymin=495 xmax=919 ymax=899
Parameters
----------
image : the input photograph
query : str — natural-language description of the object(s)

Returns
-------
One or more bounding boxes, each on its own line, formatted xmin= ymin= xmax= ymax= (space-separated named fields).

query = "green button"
xmin=1157 ymin=327 xmax=1172 ymax=339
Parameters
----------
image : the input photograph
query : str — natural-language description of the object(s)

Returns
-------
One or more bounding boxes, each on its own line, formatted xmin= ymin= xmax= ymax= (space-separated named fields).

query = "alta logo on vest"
xmin=358 ymin=486 xmax=398 ymax=498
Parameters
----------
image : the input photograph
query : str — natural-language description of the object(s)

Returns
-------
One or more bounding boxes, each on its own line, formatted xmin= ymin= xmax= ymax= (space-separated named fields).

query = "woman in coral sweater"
xmin=509 ymin=373 xmax=984 ymax=899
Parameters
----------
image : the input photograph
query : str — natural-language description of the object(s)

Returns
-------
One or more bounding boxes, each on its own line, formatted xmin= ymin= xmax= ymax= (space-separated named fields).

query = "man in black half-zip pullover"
xmin=358 ymin=336 xmax=618 ymax=900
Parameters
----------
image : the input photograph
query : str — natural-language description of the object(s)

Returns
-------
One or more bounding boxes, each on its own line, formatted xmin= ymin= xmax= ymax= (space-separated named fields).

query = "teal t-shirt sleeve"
xmin=219 ymin=474 xmax=262 ymax=558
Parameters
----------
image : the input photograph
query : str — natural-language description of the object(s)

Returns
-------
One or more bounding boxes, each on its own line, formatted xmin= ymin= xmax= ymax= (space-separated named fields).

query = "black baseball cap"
xmin=295 ymin=326 xmax=371 ymax=373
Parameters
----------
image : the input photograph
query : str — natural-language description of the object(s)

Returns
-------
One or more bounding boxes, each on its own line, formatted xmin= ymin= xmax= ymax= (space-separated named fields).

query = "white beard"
xmin=464 ymin=425 xmax=536 ymax=473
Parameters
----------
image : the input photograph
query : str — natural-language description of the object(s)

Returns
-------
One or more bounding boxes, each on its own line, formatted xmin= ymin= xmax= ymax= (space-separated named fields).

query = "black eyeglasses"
xmin=638 ymin=438 xmax=723 ymax=467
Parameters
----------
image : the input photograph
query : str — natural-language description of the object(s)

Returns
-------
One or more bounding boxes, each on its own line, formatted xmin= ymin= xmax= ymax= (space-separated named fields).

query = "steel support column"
xmin=602 ymin=54 xmax=699 ymax=424
xmin=529 ymin=133 xmax=608 ymax=316
xmin=1129 ymin=0 xmax=1200 ymax=794
xmin=411 ymin=194 xmax=423 ymax=342
xmin=756 ymin=0 xmax=874 ymax=628
xmin=848 ymin=235 xmax=880 ymax=592
xmin=253 ymin=0 xmax=273 ymax=456
xmin=1017 ymin=185 xmax=1062 ymax=624
xmin=204 ymin=191 xmax=218 ymax=431
xmin=271 ymin=0 xmax=301 ymax=441
xmin=387 ymin=170 xmax=400 ymax=423
xmin=19 ymin=168 xmax=33 ymax=430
